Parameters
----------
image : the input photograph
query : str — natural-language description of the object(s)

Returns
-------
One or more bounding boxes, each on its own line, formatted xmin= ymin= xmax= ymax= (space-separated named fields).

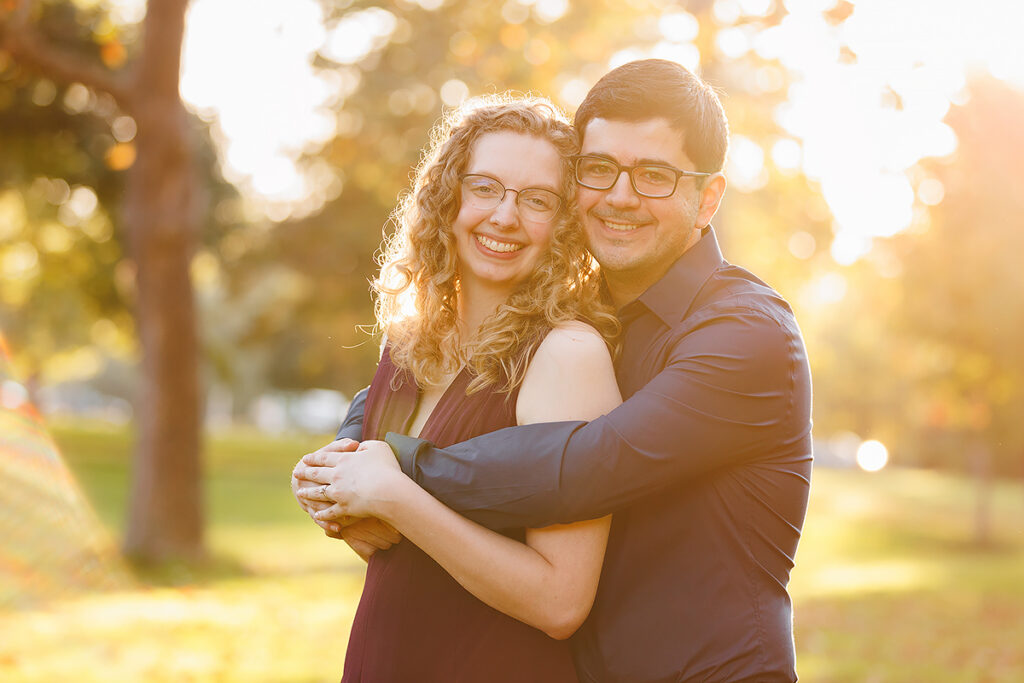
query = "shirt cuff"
xmin=385 ymin=432 xmax=428 ymax=478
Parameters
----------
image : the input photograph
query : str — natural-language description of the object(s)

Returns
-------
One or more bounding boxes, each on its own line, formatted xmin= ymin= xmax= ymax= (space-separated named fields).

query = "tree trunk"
xmin=121 ymin=118 xmax=204 ymax=560
xmin=969 ymin=436 xmax=992 ymax=547
xmin=3 ymin=0 xmax=206 ymax=561
xmin=120 ymin=0 xmax=205 ymax=561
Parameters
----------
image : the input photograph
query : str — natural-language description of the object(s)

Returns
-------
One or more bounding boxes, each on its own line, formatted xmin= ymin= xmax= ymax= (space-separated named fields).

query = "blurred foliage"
xmin=807 ymin=78 xmax=1024 ymax=477
xmin=895 ymin=78 xmax=1024 ymax=472
xmin=0 ymin=2 xmax=128 ymax=380
xmin=1 ymin=0 xmax=278 ymax=413
xmin=2 ymin=0 xmax=1022 ymax=476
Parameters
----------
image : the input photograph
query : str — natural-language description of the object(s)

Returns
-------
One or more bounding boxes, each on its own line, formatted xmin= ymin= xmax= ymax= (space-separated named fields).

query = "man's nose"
xmin=604 ymin=171 xmax=641 ymax=208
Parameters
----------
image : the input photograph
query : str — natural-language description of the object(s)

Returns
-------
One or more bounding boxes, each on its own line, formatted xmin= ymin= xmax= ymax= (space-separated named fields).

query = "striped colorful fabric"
xmin=0 ymin=332 xmax=131 ymax=608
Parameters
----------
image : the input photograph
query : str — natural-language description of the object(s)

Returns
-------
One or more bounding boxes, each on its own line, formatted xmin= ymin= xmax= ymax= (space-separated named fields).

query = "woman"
xmin=295 ymin=96 xmax=621 ymax=682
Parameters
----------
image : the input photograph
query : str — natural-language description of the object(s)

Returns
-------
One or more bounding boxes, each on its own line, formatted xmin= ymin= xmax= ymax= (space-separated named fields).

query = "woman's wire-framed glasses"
xmin=460 ymin=174 xmax=562 ymax=220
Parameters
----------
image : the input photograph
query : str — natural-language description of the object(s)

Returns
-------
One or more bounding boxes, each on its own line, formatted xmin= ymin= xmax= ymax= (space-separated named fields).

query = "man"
xmin=296 ymin=59 xmax=812 ymax=683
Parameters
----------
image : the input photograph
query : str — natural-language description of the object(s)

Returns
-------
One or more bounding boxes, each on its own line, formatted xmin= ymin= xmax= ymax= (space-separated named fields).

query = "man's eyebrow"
xmin=582 ymin=151 xmax=679 ymax=167
xmin=636 ymin=157 xmax=678 ymax=167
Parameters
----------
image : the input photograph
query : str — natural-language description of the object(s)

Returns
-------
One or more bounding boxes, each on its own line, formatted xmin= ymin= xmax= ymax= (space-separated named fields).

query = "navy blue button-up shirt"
xmin=340 ymin=228 xmax=813 ymax=682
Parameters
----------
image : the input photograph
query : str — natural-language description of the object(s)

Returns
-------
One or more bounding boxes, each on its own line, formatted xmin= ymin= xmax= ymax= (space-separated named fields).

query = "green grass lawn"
xmin=2 ymin=420 xmax=1022 ymax=682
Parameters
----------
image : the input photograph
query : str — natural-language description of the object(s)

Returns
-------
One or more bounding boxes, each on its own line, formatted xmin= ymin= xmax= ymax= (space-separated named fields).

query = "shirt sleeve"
xmin=388 ymin=306 xmax=812 ymax=530
xmin=335 ymin=386 xmax=368 ymax=442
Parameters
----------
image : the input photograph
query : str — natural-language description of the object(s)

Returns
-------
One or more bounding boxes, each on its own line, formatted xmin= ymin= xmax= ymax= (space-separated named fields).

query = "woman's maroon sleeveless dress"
xmin=340 ymin=348 xmax=578 ymax=682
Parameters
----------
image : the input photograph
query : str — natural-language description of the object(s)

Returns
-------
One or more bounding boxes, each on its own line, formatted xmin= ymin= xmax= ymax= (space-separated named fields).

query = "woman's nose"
xmin=489 ymin=192 xmax=520 ymax=228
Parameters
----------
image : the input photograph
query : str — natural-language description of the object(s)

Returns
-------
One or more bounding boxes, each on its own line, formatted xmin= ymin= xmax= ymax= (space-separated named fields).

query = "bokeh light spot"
xmin=771 ymin=138 xmax=802 ymax=172
xmin=524 ymin=38 xmax=552 ymax=66
xmin=533 ymin=0 xmax=569 ymax=23
xmin=856 ymin=440 xmax=889 ymax=472
xmin=449 ymin=31 xmax=477 ymax=60
xmin=440 ymin=79 xmax=469 ymax=107
xmin=788 ymin=231 xmax=816 ymax=260
xmin=501 ymin=1 xmax=531 ymax=25
xmin=712 ymin=0 xmax=742 ymax=26
xmin=726 ymin=135 xmax=768 ymax=193
xmin=105 ymin=143 xmax=137 ymax=171
xmin=659 ymin=12 xmax=699 ymax=43
xmin=111 ymin=116 xmax=137 ymax=142
xmin=738 ymin=0 xmax=776 ymax=18
xmin=63 ymin=84 xmax=92 ymax=114
xmin=716 ymin=27 xmax=751 ymax=59
xmin=31 ymin=79 xmax=57 ymax=107
xmin=917 ymin=178 xmax=945 ymax=206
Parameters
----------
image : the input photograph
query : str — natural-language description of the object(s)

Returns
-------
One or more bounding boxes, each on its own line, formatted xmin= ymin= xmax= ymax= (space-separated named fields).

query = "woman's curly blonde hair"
xmin=374 ymin=94 xmax=618 ymax=394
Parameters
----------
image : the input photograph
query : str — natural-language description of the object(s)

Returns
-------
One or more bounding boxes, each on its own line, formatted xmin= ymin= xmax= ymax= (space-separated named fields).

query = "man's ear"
xmin=697 ymin=173 xmax=727 ymax=228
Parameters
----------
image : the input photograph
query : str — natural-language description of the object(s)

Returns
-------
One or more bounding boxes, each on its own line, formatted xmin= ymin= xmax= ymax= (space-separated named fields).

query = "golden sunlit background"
xmin=1 ymin=0 xmax=1022 ymax=680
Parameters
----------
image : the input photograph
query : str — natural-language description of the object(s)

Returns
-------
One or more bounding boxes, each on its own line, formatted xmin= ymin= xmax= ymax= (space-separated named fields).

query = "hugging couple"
xmin=292 ymin=58 xmax=813 ymax=683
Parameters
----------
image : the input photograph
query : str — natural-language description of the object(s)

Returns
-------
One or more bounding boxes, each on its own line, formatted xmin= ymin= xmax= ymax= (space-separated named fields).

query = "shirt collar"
xmin=619 ymin=226 xmax=725 ymax=327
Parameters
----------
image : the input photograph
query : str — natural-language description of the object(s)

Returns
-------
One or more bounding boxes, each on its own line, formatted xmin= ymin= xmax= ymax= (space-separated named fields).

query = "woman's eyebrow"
xmin=467 ymin=169 xmax=561 ymax=193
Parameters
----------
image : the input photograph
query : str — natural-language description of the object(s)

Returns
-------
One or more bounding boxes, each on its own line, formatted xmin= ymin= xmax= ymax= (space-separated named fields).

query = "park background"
xmin=1 ymin=0 xmax=1022 ymax=680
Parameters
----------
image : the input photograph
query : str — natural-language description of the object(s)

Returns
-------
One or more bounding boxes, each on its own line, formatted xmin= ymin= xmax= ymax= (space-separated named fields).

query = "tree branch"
xmin=0 ymin=0 xmax=132 ymax=105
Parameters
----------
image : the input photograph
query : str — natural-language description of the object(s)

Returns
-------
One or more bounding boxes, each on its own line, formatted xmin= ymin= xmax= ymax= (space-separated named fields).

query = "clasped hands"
xmin=291 ymin=438 xmax=404 ymax=560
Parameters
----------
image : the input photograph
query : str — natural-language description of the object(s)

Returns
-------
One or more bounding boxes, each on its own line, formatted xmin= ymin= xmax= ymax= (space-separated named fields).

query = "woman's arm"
xmin=299 ymin=322 xmax=621 ymax=639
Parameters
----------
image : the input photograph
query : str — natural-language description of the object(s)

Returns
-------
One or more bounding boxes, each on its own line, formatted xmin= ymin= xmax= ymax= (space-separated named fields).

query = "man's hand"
xmin=337 ymin=517 xmax=403 ymax=562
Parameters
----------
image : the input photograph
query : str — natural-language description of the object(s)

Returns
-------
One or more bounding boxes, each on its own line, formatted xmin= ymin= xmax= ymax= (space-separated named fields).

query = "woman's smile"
xmin=452 ymin=130 xmax=561 ymax=296
xmin=474 ymin=233 xmax=525 ymax=255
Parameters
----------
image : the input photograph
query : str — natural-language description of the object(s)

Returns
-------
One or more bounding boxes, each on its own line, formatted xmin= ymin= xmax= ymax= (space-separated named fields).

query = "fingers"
xmin=292 ymin=439 xmax=358 ymax=490
xmin=296 ymin=483 xmax=333 ymax=503
xmin=305 ymin=498 xmax=332 ymax=512
xmin=314 ymin=503 xmax=348 ymax=522
xmin=344 ymin=538 xmax=377 ymax=562
xmin=367 ymin=519 xmax=402 ymax=545
xmin=341 ymin=520 xmax=400 ymax=555
xmin=297 ymin=495 xmax=331 ymax=516
xmin=292 ymin=463 xmax=331 ymax=484
xmin=292 ymin=476 xmax=317 ymax=516
xmin=345 ymin=519 xmax=399 ymax=548
xmin=302 ymin=439 xmax=359 ymax=468
xmin=299 ymin=452 xmax=337 ymax=469
xmin=320 ymin=521 xmax=345 ymax=539
xmin=293 ymin=476 xmax=327 ymax=506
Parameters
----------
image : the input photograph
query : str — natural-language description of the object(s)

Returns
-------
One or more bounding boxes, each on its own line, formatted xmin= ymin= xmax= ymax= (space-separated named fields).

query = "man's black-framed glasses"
xmin=572 ymin=154 xmax=713 ymax=198
xmin=460 ymin=174 xmax=562 ymax=220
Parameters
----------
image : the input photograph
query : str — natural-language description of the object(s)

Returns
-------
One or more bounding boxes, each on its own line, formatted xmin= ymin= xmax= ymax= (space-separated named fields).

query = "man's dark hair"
xmin=574 ymin=59 xmax=729 ymax=173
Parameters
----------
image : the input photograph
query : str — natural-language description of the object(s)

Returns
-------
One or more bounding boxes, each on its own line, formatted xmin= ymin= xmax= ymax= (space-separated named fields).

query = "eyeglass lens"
xmin=575 ymin=156 xmax=679 ymax=197
xmin=461 ymin=175 xmax=560 ymax=218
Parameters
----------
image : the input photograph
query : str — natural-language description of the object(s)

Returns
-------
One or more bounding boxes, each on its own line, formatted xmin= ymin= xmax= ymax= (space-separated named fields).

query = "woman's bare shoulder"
xmin=517 ymin=322 xmax=620 ymax=425
xmin=534 ymin=320 xmax=608 ymax=357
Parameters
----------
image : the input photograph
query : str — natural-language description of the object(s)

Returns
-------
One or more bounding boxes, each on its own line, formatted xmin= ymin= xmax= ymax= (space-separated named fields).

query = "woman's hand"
xmin=293 ymin=439 xmax=407 ymax=521
xmin=292 ymin=438 xmax=360 ymax=536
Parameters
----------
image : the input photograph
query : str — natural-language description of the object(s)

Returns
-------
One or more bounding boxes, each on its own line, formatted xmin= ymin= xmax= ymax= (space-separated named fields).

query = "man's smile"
xmin=590 ymin=212 xmax=651 ymax=233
